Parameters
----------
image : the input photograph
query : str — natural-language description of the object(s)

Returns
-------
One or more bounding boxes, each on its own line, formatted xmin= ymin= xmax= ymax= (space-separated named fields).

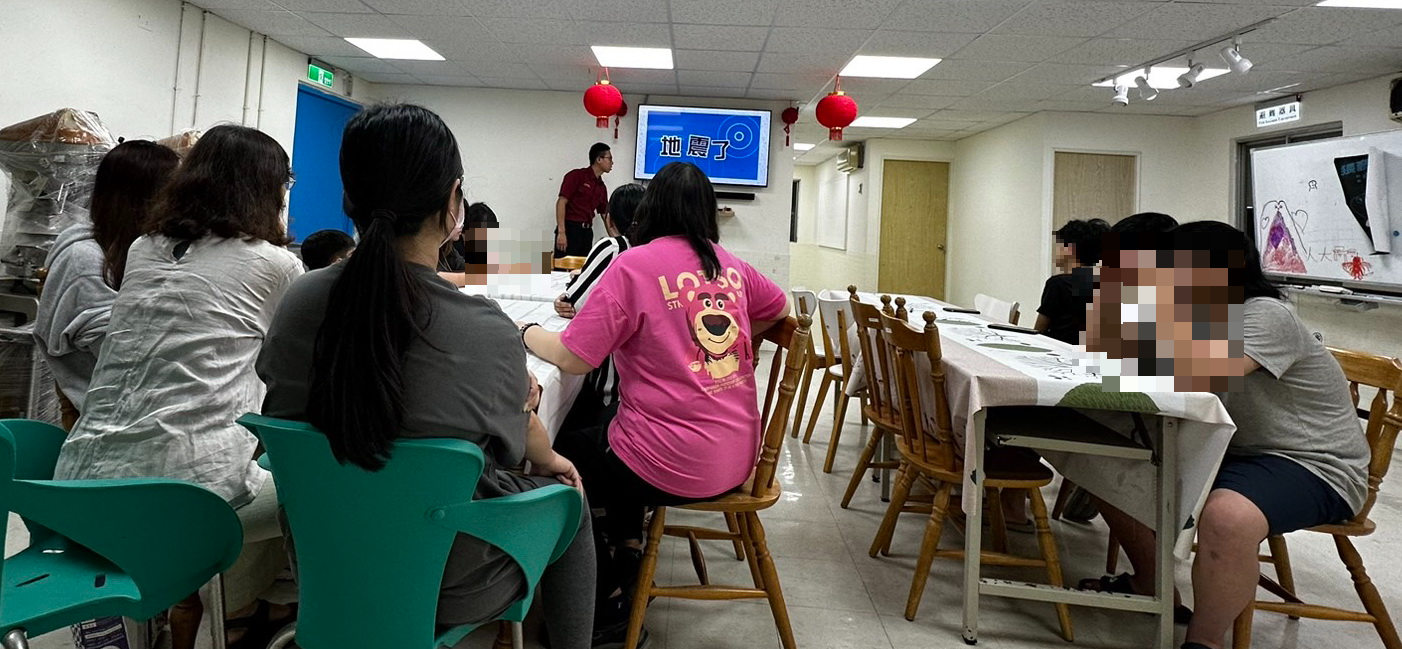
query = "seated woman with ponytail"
xmin=522 ymin=161 xmax=788 ymax=642
xmin=256 ymin=103 xmax=595 ymax=648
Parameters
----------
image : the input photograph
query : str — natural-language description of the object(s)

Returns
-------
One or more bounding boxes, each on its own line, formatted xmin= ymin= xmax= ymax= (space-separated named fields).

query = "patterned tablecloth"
xmin=488 ymin=297 xmax=585 ymax=440
xmin=840 ymin=291 xmax=1236 ymax=557
xmin=458 ymin=271 xmax=571 ymax=303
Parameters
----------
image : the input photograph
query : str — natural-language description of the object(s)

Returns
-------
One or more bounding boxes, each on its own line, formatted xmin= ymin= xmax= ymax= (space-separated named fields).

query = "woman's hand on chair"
xmin=532 ymin=451 xmax=582 ymax=490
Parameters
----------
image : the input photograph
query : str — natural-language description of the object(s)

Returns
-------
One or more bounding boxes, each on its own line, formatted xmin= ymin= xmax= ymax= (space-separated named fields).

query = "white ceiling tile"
xmin=608 ymin=69 xmax=679 ymax=85
xmin=1105 ymin=103 xmax=1213 ymax=116
xmin=566 ymin=0 xmax=670 ymax=20
xmin=1193 ymin=69 xmax=1329 ymax=94
xmin=1138 ymin=88 xmax=1241 ymax=106
xmin=912 ymin=118 xmax=984 ymax=130
xmin=194 ymin=0 xmax=282 ymax=9
xmin=1339 ymin=23 xmax=1402 ymax=49
xmin=474 ymin=76 xmax=551 ymax=90
xmin=757 ymin=52 xmax=848 ymax=75
xmin=765 ymin=27 xmax=869 ymax=54
xmin=677 ymin=85 xmax=748 ymax=98
xmin=860 ymin=107 xmax=937 ymax=119
xmin=575 ymin=20 xmax=673 ymax=47
xmin=510 ymin=44 xmax=595 ymax=65
xmin=918 ymin=59 xmax=1033 ymax=81
xmin=1211 ymin=42 xmax=1315 ymax=65
xmin=357 ymin=0 xmax=468 ymax=15
xmin=458 ymin=61 xmax=539 ymax=78
xmin=930 ymin=109 xmax=1007 ymax=121
xmin=392 ymin=59 xmax=475 ymax=75
xmin=461 ymin=0 xmax=571 ymax=18
xmin=1009 ymin=62 xmax=1120 ymax=85
xmin=994 ymin=1 xmax=1157 ymax=37
xmin=1051 ymin=38 xmax=1194 ymax=65
xmin=276 ymin=0 xmax=371 ymax=11
xmin=1256 ymin=46 xmax=1402 ymax=74
xmin=319 ymin=55 xmax=401 ymax=74
xmin=875 ymin=93 xmax=960 ymax=110
xmin=751 ymin=72 xmax=828 ymax=91
xmin=674 ymin=50 xmax=760 ymax=72
xmin=1101 ymin=3 xmax=1296 ymax=41
xmin=386 ymin=15 xmax=494 ymax=42
xmin=673 ymin=25 xmax=770 ymax=51
xmin=622 ymin=82 xmax=683 ymax=95
xmin=857 ymin=30 xmax=980 ymax=58
xmin=355 ymin=71 xmax=418 ymax=83
xmin=670 ymin=0 xmax=780 ymax=26
xmin=976 ymin=82 xmax=1070 ymax=100
xmin=271 ymin=34 xmax=365 ymax=56
xmin=1244 ymin=7 xmax=1402 ymax=46
xmin=774 ymin=0 xmax=904 ymax=30
xmin=413 ymin=74 xmax=480 ymax=86
xmin=746 ymin=88 xmax=803 ymax=100
xmin=546 ymin=78 xmax=586 ymax=91
xmin=303 ymin=12 xmax=410 ymax=37
xmin=1033 ymin=99 xmax=1115 ymax=112
xmin=902 ymin=79 xmax=997 ymax=96
xmin=950 ymin=34 xmax=1087 ymax=62
xmin=530 ymin=64 xmax=591 ymax=81
xmin=216 ymin=9 xmax=330 ymax=36
xmin=478 ymin=17 xmax=584 ymax=44
xmin=425 ymin=38 xmax=519 ymax=62
xmin=946 ymin=96 xmax=1045 ymax=111
xmin=879 ymin=0 xmax=1032 ymax=33
xmin=677 ymin=70 xmax=754 ymax=87
xmin=836 ymin=77 xmax=910 ymax=96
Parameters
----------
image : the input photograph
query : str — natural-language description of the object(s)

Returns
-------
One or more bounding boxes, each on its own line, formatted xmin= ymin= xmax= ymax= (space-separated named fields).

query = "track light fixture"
xmin=1178 ymin=62 xmax=1205 ymax=88
xmin=1112 ymin=84 xmax=1130 ymax=106
xmin=1135 ymin=73 xmax=1158 ymax=101
xmin=1220 ymin=39 xmax=1253 ymax=74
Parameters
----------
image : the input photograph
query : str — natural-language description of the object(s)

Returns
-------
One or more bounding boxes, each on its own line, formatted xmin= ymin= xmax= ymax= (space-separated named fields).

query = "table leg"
xmin=961 ymin=409 xmax=987 ymax=645
xmin=1155 ymin=417 xmax=1180 ymax=649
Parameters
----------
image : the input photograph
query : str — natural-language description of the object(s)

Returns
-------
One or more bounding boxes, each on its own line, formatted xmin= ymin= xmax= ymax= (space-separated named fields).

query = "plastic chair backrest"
xmin=881 ymin=312 xmax=957 ymax=471
xmin=1 ymin=420 xmax=243 ymax=631
xmin=239 ymin=415 xmax=582 ymax=649
xmin=752 ymin=316 xmax=810 ymax=493
xmin=974 ymin=293 xmax=1020 ymax=325
xmin=816 ymin=289 xmax=853 ymax=368
xmin=1327 ymin=347 xmax=1402 ymax=522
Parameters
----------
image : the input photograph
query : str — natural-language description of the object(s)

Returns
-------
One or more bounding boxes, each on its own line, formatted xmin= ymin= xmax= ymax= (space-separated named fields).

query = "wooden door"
xmin=878 ymin=160 xmax=949 ymax=299
xmin=1052 ymin=152 xmax=1137 ymax=262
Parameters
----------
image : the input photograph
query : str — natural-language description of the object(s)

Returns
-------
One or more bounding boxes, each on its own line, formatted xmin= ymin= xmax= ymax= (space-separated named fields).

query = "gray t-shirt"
xmin=1219 ymin=297 xmax=1369 ymax=513
xmin=257 ymin=262 xmax=545 ymax=626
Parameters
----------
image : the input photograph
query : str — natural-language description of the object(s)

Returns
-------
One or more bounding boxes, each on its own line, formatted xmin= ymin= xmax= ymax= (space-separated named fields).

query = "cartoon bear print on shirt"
xmin=685 ymin=289 xmax=741 ymax=380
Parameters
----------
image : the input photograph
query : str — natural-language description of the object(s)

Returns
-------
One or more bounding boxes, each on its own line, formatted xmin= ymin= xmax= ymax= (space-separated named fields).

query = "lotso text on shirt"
xmin=658 ymin=267 xmax=752 ymax=392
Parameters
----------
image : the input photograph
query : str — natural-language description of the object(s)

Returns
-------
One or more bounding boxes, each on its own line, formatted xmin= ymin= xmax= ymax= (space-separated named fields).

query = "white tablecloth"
xmin=488 ymin=297 xmax=585 ymax=440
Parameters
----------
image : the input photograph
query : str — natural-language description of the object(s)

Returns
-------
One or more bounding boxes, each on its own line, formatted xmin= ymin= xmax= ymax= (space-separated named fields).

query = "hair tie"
xmin=370 ymin=208 xmax=398 ymax=223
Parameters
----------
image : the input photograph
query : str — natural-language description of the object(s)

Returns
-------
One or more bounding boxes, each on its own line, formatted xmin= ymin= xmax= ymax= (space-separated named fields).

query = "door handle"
xmin=937 ymin=244 xmax=946 ymax=252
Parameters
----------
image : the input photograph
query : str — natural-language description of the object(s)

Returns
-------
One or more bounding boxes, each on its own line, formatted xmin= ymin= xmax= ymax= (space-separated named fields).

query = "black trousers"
xmin=554 ymin=221 xmax=594 ymax=257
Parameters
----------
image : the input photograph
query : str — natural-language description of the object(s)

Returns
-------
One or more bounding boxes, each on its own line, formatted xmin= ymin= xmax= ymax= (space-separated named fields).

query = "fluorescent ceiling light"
xmin=1316 ymin=0 xmax=1402 ymax=8
xmin=849 ymin=116 xmax=917 ymax=129
xmin=344 ymin=38 xmax=443 ymax=60
xmin=839 ymin=55 xmax=941 ymax=79
xmin=1093 ymin=66 xmax=1229 ymax=89
xmin=794 ymin=142 xmax=816 ymax=151
xmin=591 ymin=46 xmax=674 ymax=69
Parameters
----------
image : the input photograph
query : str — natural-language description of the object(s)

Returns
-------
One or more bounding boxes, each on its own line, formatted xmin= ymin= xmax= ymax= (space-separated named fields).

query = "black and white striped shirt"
xmin=563 ymin=235 xmax=630 ymax=405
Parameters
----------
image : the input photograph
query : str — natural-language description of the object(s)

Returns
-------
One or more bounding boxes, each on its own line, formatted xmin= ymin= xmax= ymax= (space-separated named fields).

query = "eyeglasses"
xmin=285 ymin=172 xmax=297 ymax=191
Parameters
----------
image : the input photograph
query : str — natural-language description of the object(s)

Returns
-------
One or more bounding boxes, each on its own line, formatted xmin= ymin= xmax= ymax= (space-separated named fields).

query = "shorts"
xmin=1212 ymin=454 xmax=1354 ymax=536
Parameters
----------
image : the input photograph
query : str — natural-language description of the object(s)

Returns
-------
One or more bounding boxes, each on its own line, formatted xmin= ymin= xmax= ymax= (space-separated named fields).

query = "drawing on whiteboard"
xmin=1343 ymin=254 xmax=1373 ymax=280
xmin=1309 ymin=180 xmax=1318 ymax=191
xmin=1260 ymin=200 xmax=1309 ymax=274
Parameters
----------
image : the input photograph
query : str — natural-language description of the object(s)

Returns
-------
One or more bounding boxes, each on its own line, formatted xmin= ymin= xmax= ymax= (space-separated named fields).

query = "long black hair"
xmin=632 ymin=162 xmax=721 ymax=280
xmin=308 ymin=103 xmax=463 ymax=471
xmin=148 ymin=124 xmax=291 ymax=246
xmin=90 ymin=140 xmax=179 ymax=288
xmin=1171 ymin=220 xmax=1283 ymax=301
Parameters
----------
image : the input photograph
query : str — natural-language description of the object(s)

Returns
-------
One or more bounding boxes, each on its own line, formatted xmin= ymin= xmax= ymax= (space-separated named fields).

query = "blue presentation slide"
xmin=635 ymin=105 xmax=771 ymax=187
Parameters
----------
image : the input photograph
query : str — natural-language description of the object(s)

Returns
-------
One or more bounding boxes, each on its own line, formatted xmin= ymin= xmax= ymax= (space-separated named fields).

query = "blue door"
xmin=289 ymin=84 xmax=360 ymax=242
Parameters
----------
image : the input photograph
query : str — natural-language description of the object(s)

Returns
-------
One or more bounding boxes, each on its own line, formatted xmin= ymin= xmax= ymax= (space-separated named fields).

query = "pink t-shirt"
xmin=561 ymin=236 xmax=788 ymax=497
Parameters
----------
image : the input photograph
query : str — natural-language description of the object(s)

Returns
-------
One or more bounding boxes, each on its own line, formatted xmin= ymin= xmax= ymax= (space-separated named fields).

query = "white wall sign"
xmin=1256 ymin=101 xmax=1302 ymax=128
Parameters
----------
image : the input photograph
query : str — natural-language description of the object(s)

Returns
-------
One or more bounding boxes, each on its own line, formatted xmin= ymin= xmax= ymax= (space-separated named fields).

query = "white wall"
xmin=365 ymin=84 xmax=795 ymax=286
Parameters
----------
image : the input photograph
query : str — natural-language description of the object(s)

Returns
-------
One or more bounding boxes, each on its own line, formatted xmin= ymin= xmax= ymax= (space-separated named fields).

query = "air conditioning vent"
xmin=837 ymin=144 xmax=865 ymax=173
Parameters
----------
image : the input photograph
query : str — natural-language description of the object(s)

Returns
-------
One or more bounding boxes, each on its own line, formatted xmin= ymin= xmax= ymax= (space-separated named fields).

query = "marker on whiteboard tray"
xmin=1316 ymin=285 xmax=1353 ymax=295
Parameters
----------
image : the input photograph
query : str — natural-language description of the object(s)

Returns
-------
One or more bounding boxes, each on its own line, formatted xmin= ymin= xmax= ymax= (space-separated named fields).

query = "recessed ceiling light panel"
xmin=840 ymin=55 xmax=942 ymax=79
xmin=591 ymin=46 xmax=674 ymax=69
xmin=1316 ymin=0 xmax=1402 ymax=8
xmin=1092 ymin=66 xmax=1229 ymax=89
xmin=794 ymin=143 xmax=816 ymax=151
xmin=344 ymin=38 xmax=444 ymax=60
xmin=849 ymin=116 xmax=917 ymax=128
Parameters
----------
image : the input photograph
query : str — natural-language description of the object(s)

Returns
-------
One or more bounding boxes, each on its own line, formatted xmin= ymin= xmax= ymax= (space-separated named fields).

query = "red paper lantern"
xmin=780 ymin=106 xmax=799 ymax=146
xmin=614 ymin=100 xmax=629 ymax=140
xmin=815 ymin=77 xmax=858 ymax=141
xmin=584 ymin=69 xmax=623 ymax=128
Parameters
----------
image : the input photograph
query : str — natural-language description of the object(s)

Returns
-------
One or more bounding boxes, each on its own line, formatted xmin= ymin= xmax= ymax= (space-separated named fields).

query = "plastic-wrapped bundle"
xmin=0 ymin=108 xmax=115 ymax=281
xmin=157 ymin=128 xmax=201 ymax=158
xmin=0 ymin=324 xmax=60 ymax=426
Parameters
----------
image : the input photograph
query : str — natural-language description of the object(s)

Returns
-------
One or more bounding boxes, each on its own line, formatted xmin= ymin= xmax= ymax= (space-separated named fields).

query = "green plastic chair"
xmin=0 ymin=419 xmax=243 ymax=649
xmin=237 ymin=414 xmax=583 ymax=649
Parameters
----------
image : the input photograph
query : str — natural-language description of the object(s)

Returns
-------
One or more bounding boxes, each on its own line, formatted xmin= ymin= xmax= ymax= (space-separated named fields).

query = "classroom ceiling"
xmin=196 ymin=0 xmax=1402 ymax=159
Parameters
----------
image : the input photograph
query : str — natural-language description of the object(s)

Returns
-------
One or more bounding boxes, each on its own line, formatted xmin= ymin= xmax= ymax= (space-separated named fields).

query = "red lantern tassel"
xmin=614 ymin=115 xmax=621 ymax=140
xmin=784 ymin=124 xmax=791 ymax=146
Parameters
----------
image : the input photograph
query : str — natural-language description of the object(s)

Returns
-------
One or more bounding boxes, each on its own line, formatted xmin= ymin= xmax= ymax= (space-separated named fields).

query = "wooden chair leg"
xmin=822 ymin=389 xmax=850 ymax=474
xmin=747 ymin=512 xmax=797 ymax=649
xmin=1106 ymin=532 xmax=1121 ymax=575
xmin=1029 ymin=490 xmax=1074 ymax=642
xmin=737 ymin=512 xmax=765 ymax=590
xmin=1051 ymin=478 xmax=1077 ymax=520
xmin=1335 ymin=535 xmax=1402 ymax=649
xmin=870 ymin=461 xmax=915 ymax=557
xmin=1265 ymin=535 xmax=1296 ymax=596
xmin=1232 ymin=602 xmax=1254 ymax=649
xmin=724 ymin=512 xmax=745 ymax=560
xmin=791 ymin=366 xmax=815 ymax=439
xmin=626 ymin=507 xmax=667 ymax=649
xmin=493 ymin=622 xmax=513 ymax=649
xmin=905 ymin=481 xmax=954 ymax=621
xmin=988 ymin=487 xmax=1009 ymax=555
xmin=841 ymin=426 xmax=885 ymax=509
xmin=801 ymin=372 xmax=833 ymax=444
xmin=859 ymin=394 xmax=869 ymax=426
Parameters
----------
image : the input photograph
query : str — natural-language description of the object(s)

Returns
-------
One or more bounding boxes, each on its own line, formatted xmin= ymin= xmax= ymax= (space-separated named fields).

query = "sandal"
xmin=1077 ymin=573 xmax=1193 ymax=625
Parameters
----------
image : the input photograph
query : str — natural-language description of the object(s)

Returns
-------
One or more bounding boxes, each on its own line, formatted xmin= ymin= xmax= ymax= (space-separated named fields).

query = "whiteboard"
xmin=816 ymin=162 xmax=847 ymax=250
xmin=1251 ymin=129 xmax=1402 ymax=292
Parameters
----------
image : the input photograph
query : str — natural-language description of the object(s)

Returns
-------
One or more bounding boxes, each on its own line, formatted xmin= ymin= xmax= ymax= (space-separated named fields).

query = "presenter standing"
xmin=555 ymin=143 xmax=612 ymax=258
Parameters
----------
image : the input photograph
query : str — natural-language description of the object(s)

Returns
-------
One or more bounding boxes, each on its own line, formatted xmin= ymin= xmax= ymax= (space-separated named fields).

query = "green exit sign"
xmin=308 ymin=63 xmax=334 ymax=88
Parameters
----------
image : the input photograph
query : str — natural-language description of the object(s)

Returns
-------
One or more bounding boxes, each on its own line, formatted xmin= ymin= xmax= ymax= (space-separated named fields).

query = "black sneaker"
xmin=591 ymin=620 xmax=650 ymax=649
xmin=612 ymin=546 xmax=644 ymax=593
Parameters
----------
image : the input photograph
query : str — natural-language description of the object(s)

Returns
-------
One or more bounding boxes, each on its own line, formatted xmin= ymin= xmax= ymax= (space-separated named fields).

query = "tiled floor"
xmin=8 ymin=350 xmax=1401 ymax=649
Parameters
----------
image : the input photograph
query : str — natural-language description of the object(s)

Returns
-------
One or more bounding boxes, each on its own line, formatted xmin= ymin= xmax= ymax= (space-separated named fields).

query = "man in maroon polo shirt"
xmin=554 ymin=142 xmax=613 ymax=258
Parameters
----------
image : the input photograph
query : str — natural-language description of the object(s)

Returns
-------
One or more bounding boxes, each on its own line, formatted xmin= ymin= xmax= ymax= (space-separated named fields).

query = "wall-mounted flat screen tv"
xmin=635 ymin=105 xmax=771 ymax=187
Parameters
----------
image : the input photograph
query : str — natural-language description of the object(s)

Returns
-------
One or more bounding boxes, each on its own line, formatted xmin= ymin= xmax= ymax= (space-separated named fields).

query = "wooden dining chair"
xmin=625 ymin=315 xmax=811 ymax=649
xmin=866 ymin=310 xmax=1073 ymax=639
xmin=1232 ymin=347 xmax=1402 ymax=649
xmin=839 ymin=292 xmax=905 ymax=509
xmin=973 ymin=293 xmax=1021 ymax=325
xmin=552 ymin=255 xmax=587 ymax=271
xmin=788 ymin=288 xmax=831 ymax=440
